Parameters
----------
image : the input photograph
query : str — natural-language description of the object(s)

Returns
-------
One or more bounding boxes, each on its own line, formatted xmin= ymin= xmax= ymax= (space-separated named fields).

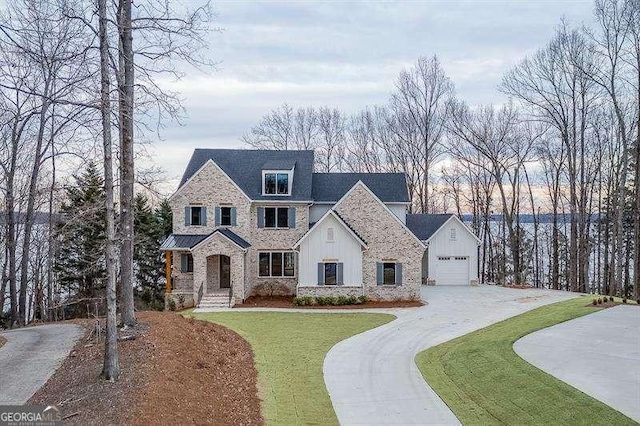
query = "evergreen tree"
xmin=55 ymin=163 xmax=107 ymax=299
xmin=133 ymin=195 xmax=172 ymax=310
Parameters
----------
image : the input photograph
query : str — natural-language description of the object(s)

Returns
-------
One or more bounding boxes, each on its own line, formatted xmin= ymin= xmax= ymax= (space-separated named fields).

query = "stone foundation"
xmin=165 ymin=291 xmax=195 ymax=311
xmin=249 ymin=279 xmax=297 ymax=297
xmin=297 ymin=286 xmax=364 ymax=298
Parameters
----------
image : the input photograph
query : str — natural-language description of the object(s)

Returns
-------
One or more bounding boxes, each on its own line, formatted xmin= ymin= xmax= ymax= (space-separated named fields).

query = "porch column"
xmin=165 ymin=251 xmax=172 ymax=293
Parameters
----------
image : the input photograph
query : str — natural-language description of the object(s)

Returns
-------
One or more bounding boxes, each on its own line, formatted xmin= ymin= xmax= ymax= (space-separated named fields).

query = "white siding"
xmin=298 ymin=214 xmax=363 ymax=286
xmin=427 ymin=218 xmax=479 ymax=285
xmin=310 ymin=204 xmax=332 ymax=223
xmin=387 ymin=203 xmax=407 ymax=224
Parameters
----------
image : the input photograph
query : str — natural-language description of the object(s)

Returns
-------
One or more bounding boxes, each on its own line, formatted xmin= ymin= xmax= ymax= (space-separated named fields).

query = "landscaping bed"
xmin=415 ymin=297 xmax=636 ymax=425
xmin=0 ymin=335 xmax=5 ymax=348
xmin=588 ymin=295 xmax=639 ymax=308
xmin=236 ymin=295 xmax=423 ymax=309
xmin=191 ymin=311 xmax=394 ymax=425
xmin=29 ymin=311 xmax=261 ymax=425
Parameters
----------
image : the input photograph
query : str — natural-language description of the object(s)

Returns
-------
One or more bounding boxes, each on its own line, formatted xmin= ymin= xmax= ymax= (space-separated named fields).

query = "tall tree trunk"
xmin=100 ymin=0 xmax=120 ymax=381
xmin=18 ymin=96 xmax=50 ymax=324
xmin=118 ymin=0 xmax=136 ymax=326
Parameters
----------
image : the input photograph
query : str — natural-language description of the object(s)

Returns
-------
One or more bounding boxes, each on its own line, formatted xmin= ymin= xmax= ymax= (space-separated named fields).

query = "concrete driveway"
xmin=0 ymin=324 xmax=83 ymax=404
xmin=515 ymin=305 xmax=640 ymax=422
xmin=323 ymin=285 xmax=579 ymax=425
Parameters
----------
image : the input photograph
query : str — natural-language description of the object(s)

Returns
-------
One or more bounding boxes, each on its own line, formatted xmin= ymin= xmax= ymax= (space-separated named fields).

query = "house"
xmin=161 ymin=149 xmax=479 ymax=308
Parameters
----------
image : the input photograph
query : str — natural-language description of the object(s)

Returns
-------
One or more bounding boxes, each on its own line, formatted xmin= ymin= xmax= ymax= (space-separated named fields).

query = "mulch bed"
xmin=587 ymin=300 xmax=640 ymax=309
xmin=29 ymin=311 xmax=262 ymax=425
xmin=0 ymin=335 xmax=5 ymax=348
xmin=235 ymin=295 xmax=424 ymax=309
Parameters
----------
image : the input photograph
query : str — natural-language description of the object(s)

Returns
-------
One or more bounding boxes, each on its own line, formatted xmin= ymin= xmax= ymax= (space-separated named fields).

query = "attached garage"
xmin=407 ymin=214 xmax=480 ymax=286
xmin=434 ymin=256 xmax=470 ymax=286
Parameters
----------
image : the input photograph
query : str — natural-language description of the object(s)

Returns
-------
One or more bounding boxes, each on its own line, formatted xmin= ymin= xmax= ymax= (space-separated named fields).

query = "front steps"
xmin=198 ymin=290 xmax=234 ymax=309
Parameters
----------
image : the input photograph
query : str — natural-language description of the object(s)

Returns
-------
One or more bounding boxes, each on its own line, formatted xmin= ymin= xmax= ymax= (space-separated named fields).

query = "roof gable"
xmin=178 ymin=149 xmax=314 ymax=201
xmin=334 ymin=181 xmax=426 ymax=248
xmin=406 ymin=214 xmax=481 ymax=243
xmin=293 ymin=210 xmax=367 ymax=249
xmin=311 ymin=173 xmax=410 ymax=203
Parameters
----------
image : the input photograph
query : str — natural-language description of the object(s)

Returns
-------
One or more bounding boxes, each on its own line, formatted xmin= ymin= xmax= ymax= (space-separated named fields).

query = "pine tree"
xmin=55 ymin=163 xmax=107 ymax=299
xmin=133 ymin=195 xmax=172 ymax=310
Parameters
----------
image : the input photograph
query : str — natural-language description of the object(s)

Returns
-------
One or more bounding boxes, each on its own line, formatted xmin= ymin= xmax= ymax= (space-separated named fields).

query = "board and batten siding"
xmin=427 ymin=218 xmax=479 ymax=285
xmin=298 ymin=214 xmax=363 ymax=286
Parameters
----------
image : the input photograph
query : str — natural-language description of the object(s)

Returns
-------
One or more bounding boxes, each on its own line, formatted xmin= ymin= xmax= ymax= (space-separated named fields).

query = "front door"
xmin=220 ymin=255 xmax=231 ymax=288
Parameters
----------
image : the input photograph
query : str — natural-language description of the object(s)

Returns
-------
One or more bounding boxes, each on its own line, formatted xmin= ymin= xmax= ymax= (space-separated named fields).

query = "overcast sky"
xmin=150 ymin=0 xmax=595 ymax=191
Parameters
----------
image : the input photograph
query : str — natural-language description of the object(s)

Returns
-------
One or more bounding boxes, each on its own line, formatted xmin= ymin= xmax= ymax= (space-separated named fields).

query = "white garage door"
xmin=435 ymin=256 xmax=469 ymax=286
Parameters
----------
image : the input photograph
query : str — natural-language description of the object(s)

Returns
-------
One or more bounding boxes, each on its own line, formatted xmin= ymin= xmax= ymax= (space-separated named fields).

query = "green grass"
xmin=415 ymin=297 xmax=637 ymax=426
xmin=191 ymin=311 xmax=394 ymax=425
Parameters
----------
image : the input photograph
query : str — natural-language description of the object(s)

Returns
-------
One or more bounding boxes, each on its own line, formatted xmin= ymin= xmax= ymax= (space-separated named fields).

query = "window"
xmin=383 ymin=263 xmax=396 ymax=285
xmin=220 ymin=207 xmax=232 ymax=226
xmin=326 ymin=227 xmax=335 ymax=242
xmin=324 ymin=262 xmax=337 ymax=285
xmin=264 ymin=207 xmax=291 ymax=228
xmin=263 ymin=171 xmax=291 ymax=195
xmin=180 ymin=253 xmax=193 ymax=273
xmin=377 ymin=261 xmax=402 ymax=285
xmin=258 ymin=252 xmax=295 ymax=277
xmin=190 ymin=206 xmax=202 ymax=226
xmin=450 ymin=228 xmax=457 ymax=241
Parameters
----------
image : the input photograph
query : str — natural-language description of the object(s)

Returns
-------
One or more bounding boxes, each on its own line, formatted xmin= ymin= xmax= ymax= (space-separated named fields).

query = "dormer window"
xmin=263 ymin=171 xmax=292 ymax=196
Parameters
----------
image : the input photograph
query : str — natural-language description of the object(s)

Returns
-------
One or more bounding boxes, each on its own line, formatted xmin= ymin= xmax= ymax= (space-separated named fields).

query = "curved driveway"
xmin=0 ymin=324 xmax=83 ymax=404
xmin=515 ymin=305 xmax=640 ymax=422
xmin=323 ymin=285 xmax=578 ymax=425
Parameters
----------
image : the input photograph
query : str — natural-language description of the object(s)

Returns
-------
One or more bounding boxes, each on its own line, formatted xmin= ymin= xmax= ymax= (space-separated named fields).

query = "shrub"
xmin=622 ymin=298 xmax=627 ymax=304
xmin=592 ymin=299 xmax=598 ymax=306
xmin=168 ymin=298 xmax=176 ymax=311
xmin=637 ymin=299 xmax=640 ymax=305
xmin=358 ymin=295 xmax=368 ymax=304
xmin=597 ymin=298 xmax=602 ymax=304
xmin=346 ymin=296 xmax=357 ymax=305
xmin=609 ymin=296 xmax=614 ymax=302
xmin=292 ymin=297 xmax=302 ymax=306
xmin=336 ymin=296 xmax=348 ymax=305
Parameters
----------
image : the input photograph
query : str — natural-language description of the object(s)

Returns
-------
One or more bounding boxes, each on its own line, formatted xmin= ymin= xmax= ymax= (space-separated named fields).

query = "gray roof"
xmin=179 ymin=149 xmax=314 ymax=201
xmin=406 ymin=214 xmax=454 ymax=241
xmin=311 ymin=173 xmax=410 ymax=203
xmin=160 ymin=234 xmax=208 ymax=250
xmin=216 ymin=228 xmax=251 ymax=249
xmin=161 ymin=229 xmax=251 ymax=250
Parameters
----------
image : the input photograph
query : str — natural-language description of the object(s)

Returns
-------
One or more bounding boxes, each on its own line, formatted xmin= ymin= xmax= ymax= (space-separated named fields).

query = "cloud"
xmin=149 ymin=0 xmax=595 ymax=196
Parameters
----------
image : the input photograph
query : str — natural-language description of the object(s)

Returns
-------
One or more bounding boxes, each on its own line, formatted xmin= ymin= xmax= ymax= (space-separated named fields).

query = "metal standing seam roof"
xmin=160 ymin=229 xmax=251 ymax=250
xmin=311 ymin=173 xmax=410 ymax=203
xmin=405 ymin=214 xmax=454 ymax=241
xmin=178 ymin=149 xmax=315 ymax=201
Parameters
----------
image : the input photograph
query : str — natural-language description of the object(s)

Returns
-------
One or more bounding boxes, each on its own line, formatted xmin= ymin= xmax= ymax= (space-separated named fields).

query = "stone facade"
xmin=334 ymin=183 xmax=424 ymax=301
xmin=171 ymin=250 xmax=193 ymax=291
xmin=171 ymin=161 xmax=252 ymax=236
xmin=297 ymin=286 xmax=364 ymax=298
xmin=191 ymin=232 xmax=246 ymax=303
xmin=166 ymin=157 xmax=424 ymax=305
xmin=245 ymin=203 xmax=308 ymax=297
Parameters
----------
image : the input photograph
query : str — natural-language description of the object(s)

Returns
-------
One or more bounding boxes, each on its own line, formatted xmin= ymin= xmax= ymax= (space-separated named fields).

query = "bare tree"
xmin=448 ymin=102 xmax=535 ymax=285
xmin=390 ymin=56 xmax=454 ymax=213
xmin=98 ymin=0 xmax=119 ymax=380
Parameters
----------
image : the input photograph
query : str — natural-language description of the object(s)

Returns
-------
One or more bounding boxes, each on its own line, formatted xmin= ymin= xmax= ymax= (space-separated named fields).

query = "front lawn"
xmin=415 ymin=297 xmax=636 ymax=425
xmin=192 ymin=311 xmax=394 ymax=425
